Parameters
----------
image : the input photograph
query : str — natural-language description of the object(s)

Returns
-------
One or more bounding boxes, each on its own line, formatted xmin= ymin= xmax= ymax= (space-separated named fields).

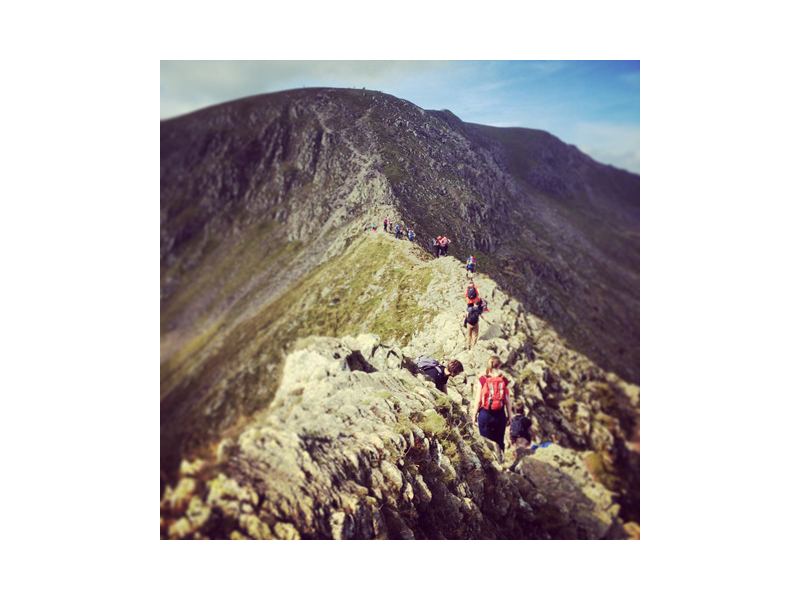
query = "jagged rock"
xmin=380 ymin=461 xmax=404 ymax=491
xmin=169 ymin=478 xmax=196 ymax=512
xmin=515 ymin=444 xmax=620 ymax=539
xmin=168 ymin=518 xmax=193 ymax=539
xmin=179 ymin=459 xmax=205 ymax=476
xmin=273 ymin=522 xmax=301 ymax=540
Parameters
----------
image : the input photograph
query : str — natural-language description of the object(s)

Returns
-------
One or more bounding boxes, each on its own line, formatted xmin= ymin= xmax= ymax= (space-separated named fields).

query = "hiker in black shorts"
xmin=472 ymin=355 xmax=512 ymax=460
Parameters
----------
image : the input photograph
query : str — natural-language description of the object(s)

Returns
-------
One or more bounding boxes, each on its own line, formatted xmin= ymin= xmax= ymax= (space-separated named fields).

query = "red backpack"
xmin=480 ymin=375 xmax=507 ymax=410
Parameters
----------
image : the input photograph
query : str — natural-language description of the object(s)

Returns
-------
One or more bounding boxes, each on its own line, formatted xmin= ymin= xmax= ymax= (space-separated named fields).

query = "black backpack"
xmin=466 ymin=305 xmax=481 ymax=325
xmin=415 ymin=355 xmax=443 ymax=379
xmin=467 ymin=285 xmax=477 ymax=300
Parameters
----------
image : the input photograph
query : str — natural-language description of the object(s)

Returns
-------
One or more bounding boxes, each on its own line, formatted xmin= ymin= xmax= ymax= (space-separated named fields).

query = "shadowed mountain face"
xmin=160 ymin=88 xmax=639 ymax=482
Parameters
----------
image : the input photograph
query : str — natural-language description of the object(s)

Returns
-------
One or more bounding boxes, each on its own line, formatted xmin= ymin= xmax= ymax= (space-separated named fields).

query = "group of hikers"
xmin=411 ymin=244 xmax=544 ymax=467
xmin=364 ymin=219 xmax=543 ymax=465
xmin=379 ymin=218 xmax=416 ymax=242
xmin=414 ymin=353 xmax=543 ymax=468
xmin=433 ymin=236 xmax=450 ymax=257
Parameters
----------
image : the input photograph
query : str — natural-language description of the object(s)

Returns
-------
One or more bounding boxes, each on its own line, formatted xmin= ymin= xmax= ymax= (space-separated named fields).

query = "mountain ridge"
xmin=161 ymin=88 xmax=639 ymax=385
xmin=160 ymin=233 xmax=640 ymax=539
xmin=160 ymin=89 xmax=640 ymax=538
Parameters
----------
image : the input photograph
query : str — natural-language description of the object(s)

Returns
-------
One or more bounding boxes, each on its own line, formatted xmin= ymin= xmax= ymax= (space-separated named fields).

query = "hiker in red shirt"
xmin=465 ymin=278 xmax=480 ymax=307
xmin=472 ymin=355 xmax=513 ymax=460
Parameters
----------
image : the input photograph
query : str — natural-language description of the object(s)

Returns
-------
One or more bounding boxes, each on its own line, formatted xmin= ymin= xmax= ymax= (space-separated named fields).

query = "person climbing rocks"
xmin=383 ymin=218 xmax=387 ymax=232
xmin=465 ymin=278 xmax=481 ymax=307
xmin=408 ymin=229 xmax=415 ymax=242
xmin=441 ymin=236 xmax=450 ymax=256
xmin=464 ymin=299 xmax=485 ymax=350
xmin=434 ymin=237 xmax=441 ymax=257
xmin=466 ymin=254 xmax=476 ymax=278
xmin=472 ymin=355 xmax=512 ymax=460
xmin=414 ymin=356 xmax=464 ymax=394
xmin=509 ymin=405 xmax=534 ymax=448
xmin=388 ymin=219 xmax=393 ymax=233
xmin=395 ymin=224 xmax=401 ymax=239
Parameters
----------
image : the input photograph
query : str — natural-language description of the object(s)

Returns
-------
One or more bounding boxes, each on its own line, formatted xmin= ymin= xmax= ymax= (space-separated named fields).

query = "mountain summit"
xmin=160 ymin=89 xmax=639 ymax=538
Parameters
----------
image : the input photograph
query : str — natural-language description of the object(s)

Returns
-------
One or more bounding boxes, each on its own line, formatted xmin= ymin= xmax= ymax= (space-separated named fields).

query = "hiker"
xmin=472 ymin=355 xmax=512 ymax=459
xmin=465 ymin=278 xmax=480 ymax=307
xmin=408 ymin=229 xmax=414 ymax=242
xmin=434 ymin=236 xmax=442 ymax=257
xmin=415 ymin=356 xmax=464 ymax=394
xmin=388 ymin=219 xmax=393 ymax=233
xmin=509 ymin=405 xmax=534 ymax=448
xmin=441 ymin=236 xmax=450 ymax=256
xmin=466 ymin=254 xmax=476 ymax=278
xmin=383 ymin=219 xmax=388 ymax=232
xmin=464 ymin=299 xmax=486 ymax=350
xmin=372 ymin=223 xmax=377 ymax=232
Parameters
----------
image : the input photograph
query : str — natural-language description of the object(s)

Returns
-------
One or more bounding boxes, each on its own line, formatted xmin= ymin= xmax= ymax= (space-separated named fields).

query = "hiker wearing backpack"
xmin=441 ymin=236 xmax=450 ymax=256
xmin=465 ymin=279 xmax=480 ymax=307
xmin=509 ymin=405 xmax=535 ymax=448
xmin=383 ymin=219 xmax=387 ymax=232
xmin=472 ymin=355 xmax=513 ymax=459
xmin=464 ymin=299 xmax=486 ymax=350
xmin=466 ymin=255 xmax=476 ymax=278
xmin=414 ymin=356 xmax=464 ymax=394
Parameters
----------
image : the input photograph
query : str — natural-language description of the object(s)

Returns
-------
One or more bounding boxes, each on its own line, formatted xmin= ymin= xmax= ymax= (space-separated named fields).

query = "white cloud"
xmin=574 ymin=121 xmax=640 ymax=173
xmin=160 ymin=60 xmax=452 ymax=119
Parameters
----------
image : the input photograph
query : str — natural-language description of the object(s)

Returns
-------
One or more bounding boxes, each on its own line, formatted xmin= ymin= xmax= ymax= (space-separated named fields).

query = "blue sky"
xmin=161 ymin=60 xmax=640 ymax=173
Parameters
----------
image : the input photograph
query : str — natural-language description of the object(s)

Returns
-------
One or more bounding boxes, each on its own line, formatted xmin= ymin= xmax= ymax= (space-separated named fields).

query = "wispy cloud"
xmin=574 ymin=122 xmax=641 ymax=173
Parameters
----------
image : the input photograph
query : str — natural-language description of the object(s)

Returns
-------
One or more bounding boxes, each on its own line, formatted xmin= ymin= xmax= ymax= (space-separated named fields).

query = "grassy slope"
xmin=160 ymin=232 xmax=435 ymax=474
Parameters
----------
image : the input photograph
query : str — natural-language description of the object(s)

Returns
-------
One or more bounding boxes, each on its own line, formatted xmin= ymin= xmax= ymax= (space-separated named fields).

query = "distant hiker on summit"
xmin=383 ymin=219 xmax=387 ymax=232
xmin=466 ymin=254 xmax=476 ymax=278
xmin=473 ymin=355 xmax=513 ymax=460
xmin=414 ymin=356 xmax=464 ymax=394
xmin=434 ymin=237 xmax=442 ymax=257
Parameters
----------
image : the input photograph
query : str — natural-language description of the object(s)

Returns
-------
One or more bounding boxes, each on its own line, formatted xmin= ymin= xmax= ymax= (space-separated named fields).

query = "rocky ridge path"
xmin=160 ymin=233 xmax=640 ymax=539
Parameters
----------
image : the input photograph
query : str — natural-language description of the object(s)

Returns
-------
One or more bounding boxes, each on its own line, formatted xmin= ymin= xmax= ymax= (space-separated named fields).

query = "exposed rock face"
xmin=160 ymin=333 xmax=633 ymax=540
xmin=160 ymin=235 xmax=640 ymax=539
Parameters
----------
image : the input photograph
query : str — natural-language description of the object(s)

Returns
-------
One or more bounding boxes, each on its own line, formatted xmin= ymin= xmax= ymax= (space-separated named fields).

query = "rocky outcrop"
xmin=160 ymin=235 xmax=640 ymax=539
xmin=160 ymin=333 xmax=634 ymax=540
